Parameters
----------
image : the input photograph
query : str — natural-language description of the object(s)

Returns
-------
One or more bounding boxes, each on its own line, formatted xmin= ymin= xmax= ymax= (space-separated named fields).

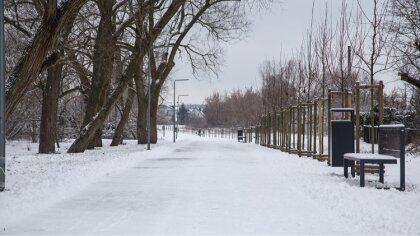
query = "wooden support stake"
xmin=297 ymin=104 xmax=302 ymax=157
xmin=327 ymin=89 xmax=332 ymax=166
xmin=355 ymin=82 xmax=360 ymax=153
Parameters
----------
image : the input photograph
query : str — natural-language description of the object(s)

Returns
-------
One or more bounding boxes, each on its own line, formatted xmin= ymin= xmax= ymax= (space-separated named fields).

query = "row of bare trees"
xmin=200 ymin=0 xmax=418 ymax=130
xmin=259 ymin=0 xmax=419 ymax=126
xmin=4 ymin=0 xmax=272 ymax=153
xmin=203 ymin=88 xmax=262 ymax=128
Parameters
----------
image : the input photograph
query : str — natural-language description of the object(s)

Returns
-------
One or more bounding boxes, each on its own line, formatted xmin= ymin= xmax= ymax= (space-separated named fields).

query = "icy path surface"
xmin=2 ymin=136 xmax=420 ymax=234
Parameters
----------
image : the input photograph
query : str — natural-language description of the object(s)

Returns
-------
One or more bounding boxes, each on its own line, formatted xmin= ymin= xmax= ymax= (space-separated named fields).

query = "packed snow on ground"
xmin=0 ymin=133 xmax=419 ymax=234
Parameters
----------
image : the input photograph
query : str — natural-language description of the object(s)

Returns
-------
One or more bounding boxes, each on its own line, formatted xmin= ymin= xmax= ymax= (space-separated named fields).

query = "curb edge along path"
xmin=2 ymin=135 xmax=420 ymax=234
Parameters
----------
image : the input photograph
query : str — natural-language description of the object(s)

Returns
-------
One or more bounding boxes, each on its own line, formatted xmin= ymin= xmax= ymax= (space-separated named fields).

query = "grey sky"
xmin=167 ymin=0 xmax=399 ymax=105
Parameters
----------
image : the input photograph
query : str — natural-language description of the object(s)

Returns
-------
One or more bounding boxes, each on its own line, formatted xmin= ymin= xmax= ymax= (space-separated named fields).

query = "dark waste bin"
xmin=363 ymin=125 xmax=379 ymax=144
xmin=379 ymin=124 xmax=405 ymax=190
xmin=237 ymin=130 xmax=244 ymax=142
xmin=330 ymin=108 xmax=355 ymax=167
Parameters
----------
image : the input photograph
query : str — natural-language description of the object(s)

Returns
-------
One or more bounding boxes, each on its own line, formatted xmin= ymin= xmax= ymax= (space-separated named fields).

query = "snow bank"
xmin=0 ymin=137 xmax=181 ymax=228
xmin=0 ymin=133 xmax=419 ymax=234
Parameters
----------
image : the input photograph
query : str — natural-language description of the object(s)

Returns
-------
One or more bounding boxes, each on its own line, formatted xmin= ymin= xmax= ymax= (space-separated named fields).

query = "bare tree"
xmin=388 ymin=0 xmax=420 ymax=89
xmin=351 ymin=0 xmax=395 ymax=151
xmin=5 ymin=0 xmax=87 ymax=118
xmin=68 ymin=0 xmax=186 ymax=153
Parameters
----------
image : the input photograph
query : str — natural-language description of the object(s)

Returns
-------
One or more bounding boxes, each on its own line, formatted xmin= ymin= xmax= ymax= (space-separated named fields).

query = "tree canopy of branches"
xmin=203 ymin=88 xmax=262 ymax=128
xmin=388 ymin=0 xmax=420 ymax=89
xmin=3 ymin=0 xmax=274 ymax=153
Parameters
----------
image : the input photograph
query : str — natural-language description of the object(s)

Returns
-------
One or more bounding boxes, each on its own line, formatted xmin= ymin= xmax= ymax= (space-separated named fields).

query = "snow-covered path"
xmin=2 ymin=136 xmax=420 ymax=234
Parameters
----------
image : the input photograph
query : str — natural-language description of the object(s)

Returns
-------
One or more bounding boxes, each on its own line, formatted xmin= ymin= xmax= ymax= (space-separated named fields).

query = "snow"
xmin=344 ymin=153 xmax=399 ymax=160
xmin=380 ymin=124 xmax=405 ymax=128
xmin=330 ymin=108 xmax=355 ymax=111
xmin=0 ymin=134 xmax=419 ymax=234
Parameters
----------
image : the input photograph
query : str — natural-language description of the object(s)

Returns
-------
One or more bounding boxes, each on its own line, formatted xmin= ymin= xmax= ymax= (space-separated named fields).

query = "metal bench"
xmin=344 ymin=153 xmax=397 ymax=187
xmin=343 ymin=124 xmax=406 ymax=190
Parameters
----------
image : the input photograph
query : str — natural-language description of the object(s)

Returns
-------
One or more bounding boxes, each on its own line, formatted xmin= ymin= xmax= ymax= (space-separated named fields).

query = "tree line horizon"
xmin=3 ymin=0 xmax=419 ymax=153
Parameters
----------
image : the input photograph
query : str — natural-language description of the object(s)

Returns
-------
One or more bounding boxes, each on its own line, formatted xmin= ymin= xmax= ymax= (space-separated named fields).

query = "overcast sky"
xmin=166 ymin=0 xmax=398 ymax=105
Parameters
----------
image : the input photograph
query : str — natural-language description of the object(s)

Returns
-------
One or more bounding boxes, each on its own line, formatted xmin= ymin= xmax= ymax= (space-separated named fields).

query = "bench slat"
xmin=344 ymin=153 xmax=397 ymax=160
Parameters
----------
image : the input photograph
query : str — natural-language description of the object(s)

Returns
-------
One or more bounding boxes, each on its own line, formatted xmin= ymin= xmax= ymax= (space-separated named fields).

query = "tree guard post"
xmin=378 ymin=80 xmax=384 ymax=144
xmin=317 ymin=96 xmax=324 ymax=161
xmin=313 ymin=97 xmax=317 ymax=158
xmin=327 ymin=89 xmax=332 ymax=165
xmin=273 ymin=110 xmax=277 ymax=147
xmin=297 ymin=104 xmax=302 ymax=157
xmin=355 ymin=81 xmax=361 ymax=153
xmin=288 ymin=107 xmax=292 ymax=152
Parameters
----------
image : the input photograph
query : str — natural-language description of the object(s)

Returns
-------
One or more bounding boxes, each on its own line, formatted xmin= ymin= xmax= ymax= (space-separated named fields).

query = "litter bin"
xmin=379 ymin=124 xmax=405 ymax=190
xmin=237 ymin=129 xmax=244 ymax=142
xmin=363 ymin=125 xmax=378 ymax=144
xmin=330 ymin=108 xmax=355 ymax=167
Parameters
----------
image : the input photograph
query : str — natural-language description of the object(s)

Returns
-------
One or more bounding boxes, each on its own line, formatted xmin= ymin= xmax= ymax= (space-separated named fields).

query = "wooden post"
xmin=273 ymin=110 xmax=277 ymax=147
xmin=288 ymin=108 xmax=290 ymax=151
xmin=297 ymin=104 xmax=302 ymax=157
xmin=279 ymin=111 xmax=282 ymax=148
xmin=327 ymin=89 xmax=332 ymax=165
xmin=378 ymin=80 xmax=384 ymax=146
xmin=355 ymin=81 xmax=360 ymax=153
xmin=268 ymin=113 xmax=271 ymax=146
xmin=288 ymin=108 xmax=292 ymax=152
xmin=308 ymin=104 xmax=312 ymax=154
xmin=313 ymin=97 xmax=317 ymax=157
xmin=264 ymin=115 xmax=267 ymax=145
xmin=318 ymin=97 xmax=323 ymax=161
xmin=277 ymin=114 xmax=280 ymax=147
xmin=378 ymin=80 xmax=384 ymax=125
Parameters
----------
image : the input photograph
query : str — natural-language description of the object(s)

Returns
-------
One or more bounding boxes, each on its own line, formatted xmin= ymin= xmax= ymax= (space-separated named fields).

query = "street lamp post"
xmin=0 ymin=0 xmax=6 ymax=192
xmin=173 ymin=79 xmax=189 ymax=142
xmin=176 ymin=94 xmax=188 ymax=139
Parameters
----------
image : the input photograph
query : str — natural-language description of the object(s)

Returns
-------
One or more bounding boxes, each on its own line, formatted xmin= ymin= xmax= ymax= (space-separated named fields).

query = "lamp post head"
xmin=177 ymin=94 xmax=189 ymax=103
xmin=174 ymin=79 xmax=189 ymax=83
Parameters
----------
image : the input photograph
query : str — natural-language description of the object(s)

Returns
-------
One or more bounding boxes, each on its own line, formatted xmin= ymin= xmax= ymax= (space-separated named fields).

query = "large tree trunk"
xmin=110 ymin=81 xmax=135 ymax=146
xmin=68 ymin=52 xmax=140 ymax=153
xmin=151 ymin=96 xmax=159 ymax=144
xmin=81 ymin=0 xmax=116 ymax=149
xmin=68 ymin=79 xmax=128 ymax=153
xmin=6 ymin=0 xmax=86 ymax=118
xmin=38 ymin=7 xmax=79 ymax=154
xmin=38 ymin=64 xmax=62 ymax=153
xmin=149 ymin=61 xmax=176 ymax=144
xmin=68 ymin=0 xmax=184 ymax=153
xmin=135 ymin=67 xmax=148 ymax=144
xmin=401 ymin=73 xmax=420 ymax=90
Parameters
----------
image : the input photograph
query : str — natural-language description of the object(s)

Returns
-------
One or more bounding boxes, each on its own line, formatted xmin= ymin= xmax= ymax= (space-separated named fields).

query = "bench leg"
xmin=360 ymin=161 xmax=365 ymax=187
xmin=379 ymin=163 xmax=384 ymax=184
xmin=344 ymin=159 xmax=348 ymax=178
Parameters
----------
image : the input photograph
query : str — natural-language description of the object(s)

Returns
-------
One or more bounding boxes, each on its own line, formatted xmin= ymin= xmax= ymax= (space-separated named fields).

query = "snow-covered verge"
xmin=0 ymin=136 xmax=181 ymax=229
xmin=0 ymin=133 xmax=419 ymax=234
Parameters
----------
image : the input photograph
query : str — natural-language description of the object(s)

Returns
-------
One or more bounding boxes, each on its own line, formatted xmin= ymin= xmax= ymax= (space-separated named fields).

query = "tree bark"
xmin=150 ymin=94 xmax=159 ymax=144
xmin=6 ymin=0 xmax=87 ymax=118
xmin=135 ymin=66 xmax=148 ymax=144
xmin=401 ymin=73 xmax=420 ymax=90
xmin=38 ymin=64 xmax=62 ymax=153
xmin=81 ymin=0 xmax=116 ymax=149
xmin=68 ymin=0 xmax=184 ymax=153
xmin=38 ymin=6 xmax=79 ymax=154
xmin=68 ymin=79 xmax=128 ymax=153
xmin=110 ymin=81 xmax=135 ymax=146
